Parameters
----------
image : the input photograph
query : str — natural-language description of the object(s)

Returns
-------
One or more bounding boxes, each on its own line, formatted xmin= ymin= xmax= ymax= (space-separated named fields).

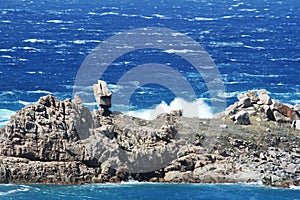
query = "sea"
xmin=0 ymin=183 xmax=300 ymax=200
xmin=0 ymin=0 xmax=299 ymax=198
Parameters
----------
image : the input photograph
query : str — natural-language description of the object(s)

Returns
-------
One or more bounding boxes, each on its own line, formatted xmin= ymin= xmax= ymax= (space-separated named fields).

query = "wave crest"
xmin=126 ymin=97 xmax=213 ymax=120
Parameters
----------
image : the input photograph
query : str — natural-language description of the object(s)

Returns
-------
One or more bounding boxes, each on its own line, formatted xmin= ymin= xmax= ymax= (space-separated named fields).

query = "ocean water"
xmin=0 ymin=183 xmax=299 ymax=200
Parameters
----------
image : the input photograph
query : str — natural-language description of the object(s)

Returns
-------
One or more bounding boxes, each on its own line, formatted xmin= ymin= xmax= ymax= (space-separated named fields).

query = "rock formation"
xmin=93 ymin=80 xmax=112 ymax=116
xmin=224 ymin=89 xmax=299 ymax=125
xmin=0 ymin=85 xmax=299 ymax=188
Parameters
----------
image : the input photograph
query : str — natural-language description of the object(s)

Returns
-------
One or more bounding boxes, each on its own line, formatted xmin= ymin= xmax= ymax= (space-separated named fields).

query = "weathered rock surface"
xmin=0 ymin=86 xmax=299 ymax=188
xmin=224 ymin=89 xmax=299 ymax=125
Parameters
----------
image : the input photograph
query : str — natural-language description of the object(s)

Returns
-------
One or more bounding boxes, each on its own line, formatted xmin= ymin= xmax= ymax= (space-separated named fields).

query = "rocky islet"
xmin=0 ymin=83 xmax=299 ymax=188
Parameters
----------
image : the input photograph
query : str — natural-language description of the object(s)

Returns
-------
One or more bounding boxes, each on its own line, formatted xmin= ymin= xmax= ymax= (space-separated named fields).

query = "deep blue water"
xmin=0 ymin=183 xmax=299 ymax=200
xmin=0 ymin=0 xmax=299 ymax=123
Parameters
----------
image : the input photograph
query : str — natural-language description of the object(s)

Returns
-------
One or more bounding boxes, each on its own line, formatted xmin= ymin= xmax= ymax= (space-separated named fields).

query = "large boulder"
xmin=271 ymin=102 xmax=296 ymax=121
xmin=258 ymin=89 xmax=272 ymax=105
xmin=273 ymin=111 xmax=293 ymax=123
xmin=232 ymin=111 xmax=251 ymax=125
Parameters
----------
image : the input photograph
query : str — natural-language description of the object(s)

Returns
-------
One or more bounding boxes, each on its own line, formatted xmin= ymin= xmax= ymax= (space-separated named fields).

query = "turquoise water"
xmin=0 ymin=183 xmax=299 ymax=200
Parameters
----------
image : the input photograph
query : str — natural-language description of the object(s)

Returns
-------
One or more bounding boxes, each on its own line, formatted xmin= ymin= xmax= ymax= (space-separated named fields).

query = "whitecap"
xmin=140 ymin=15 xmax=153 ymax=19
xmin=270 ymin=58 xmax=300 ymax=62
xmin=1 ymin=55 xmax=12 ymax=58
xmin=244 ymin=45 xmax=265 ymax=50
xmin=72 ymin=40 xmax=102 ymax=45
xmin=46 ymin=19 xmax=63 ymax=23
xmin=99 ymin=12 xmax=119 ymax=16
xmin=231 ymin=2 xmax=244 ymax=8
xmin=194 ymin=17 xmax=216 ymax=21
xmin=26 ymin=71 xmax=36 ymax=74
xmin=210 ymin=41 xmax=244 ymax=48
xmin=0 ymin=48 xmax=14 ymax=52
xmin=153 ymin=14 xmax=169 ymax=19
xmin=255 ymin=28 xmax=269 ymax=33
xmin=164 ymin=49 xmax=197 ymax=54
xmin=27 ymin=90 xmax=52 ymax=94
xmin=1 ymin=20 xmax=11 ymax=23
xmin=73 ymin=40 xmax=86 ymax=44
xmin=0 ymin=185 xmax=31 ymax=196
xmin=23 ymin=39 xmax=57 ymax=44
xmin=18 ymin=100 xmax=31 ymax=106
xmin=15 ymin=46 xmax=41 ymax=52
xmin=239 ymin=8 xmax=258 ymax=12
xmin=222 ymin=15 xmax=234 ymax=19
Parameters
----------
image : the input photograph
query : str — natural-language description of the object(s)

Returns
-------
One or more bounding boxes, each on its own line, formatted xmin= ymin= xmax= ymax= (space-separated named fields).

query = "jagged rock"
xmin=244 ymin=107 xmax=256 ymax=116
xmin=0 ymin=95 xmax=95 ymax=163
xmin=0 ymin=161 xmax=8 ymax=183
xmin=271 ymin=102 xmax=296 ymax=120
xmin=247 ymin=90 xmax=259 ymax=104
xmin=262 ymin=105 xmax=275 ymax=121
xmin=0 ymin=87 xmax=299 ymax=187
xmin=225 ymin=104 xmax=238 ymax=116
xmin=258 ymin=89 xmax=272 ymax=105
xmin=232 ymin=111 xmax=251 ymax=125
xmin=237 ymin=97 xmax=252 ymax=108
xmin=273 ymin=111 xmax=293 ymax=123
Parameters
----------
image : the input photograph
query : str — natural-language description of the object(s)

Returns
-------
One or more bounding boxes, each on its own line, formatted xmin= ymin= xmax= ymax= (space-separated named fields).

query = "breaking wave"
xmin=126 ymin=97 xmax=213 ymax=120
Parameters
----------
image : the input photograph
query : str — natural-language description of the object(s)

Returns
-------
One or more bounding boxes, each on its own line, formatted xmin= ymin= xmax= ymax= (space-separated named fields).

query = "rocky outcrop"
xmin=224 ymin=89 xmax=299 ymax=125
xmin=0 ymin=85 xmax=299 ymax=188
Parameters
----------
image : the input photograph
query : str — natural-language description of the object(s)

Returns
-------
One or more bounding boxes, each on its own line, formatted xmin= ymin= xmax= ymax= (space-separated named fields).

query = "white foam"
xmin=210 ymin=41 xmax=244 ymax=47
xmin=0 ymin=48 xmax=14 ymax=52
xmin=126 ymin=97 xmax=213 ymax=120
xmin=27 ymin=90 xmax=52 ymax=94
xmin=194 ymin=17 xmax=216 ymax=21
xmin=222 ymin=15 xmax=234 ymax=19
xmin=289 ymin=185 xmax=300 ymax=190
xmin=153 ymin=14 xmax=169 ymax=19
xmin=239 ymin=8 xmax=258 ymax=12
xmin=164 ymin=49 xmax=197 ymax=54
xmin=46 ymin=19 xmax=63 ymax=23
xmin=99 ymin=12 xmax=119 ymax=16
xmin=244 ymin=45 xmax=265 ymax=50
xmin=1 ymin=20 xmax=11 ymax=23
xmin=0 ymin=109 xmax=15 ymax=127
xmin=1 ymin=55 xmax=12 ymax=58
xmin=73 ymin=40 xmax=86 ymax=44
xmin=0 ymin=185 xmax=31 ymax=196
xmin=72 ymin=40 xmax=102 ymax=44
xmin=18 ymin=100 xmax=31 ymax=106
xmin=23 ymin=39 xmax=57 ymax=43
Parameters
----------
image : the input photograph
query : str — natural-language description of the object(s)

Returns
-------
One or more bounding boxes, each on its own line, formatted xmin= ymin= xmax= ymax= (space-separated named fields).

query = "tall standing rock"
xmin=93 ymin=80 xmax=112 ymax=116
